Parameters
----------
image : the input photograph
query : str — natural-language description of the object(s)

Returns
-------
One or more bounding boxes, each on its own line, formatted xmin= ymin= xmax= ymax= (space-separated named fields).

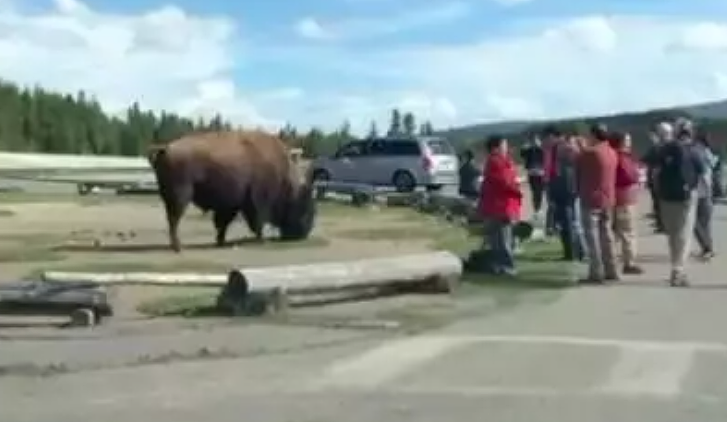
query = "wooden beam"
xmin=41 ymin=272 xmax=227 ymax=287
xmin=218 ymin=251 xmax=462 ymax=315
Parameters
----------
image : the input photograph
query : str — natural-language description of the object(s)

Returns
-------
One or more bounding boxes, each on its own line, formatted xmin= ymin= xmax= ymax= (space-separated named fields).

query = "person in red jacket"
xmin=478 ymin=134 xmax=523 ymax=276
xmin=610 ymin=131 xmax=644 ymax=275
xmin=576 ymin=124 xmax=619 ymax=283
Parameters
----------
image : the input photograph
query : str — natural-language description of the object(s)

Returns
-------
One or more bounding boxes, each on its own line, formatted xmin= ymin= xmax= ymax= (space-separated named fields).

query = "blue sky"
xmin=5 ymin=0 xmax=727 ymax=134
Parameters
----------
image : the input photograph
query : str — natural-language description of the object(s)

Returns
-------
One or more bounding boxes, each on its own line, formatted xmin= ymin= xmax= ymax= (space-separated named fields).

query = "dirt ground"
xmin=0 ymin=192 xmax=466 ymax=319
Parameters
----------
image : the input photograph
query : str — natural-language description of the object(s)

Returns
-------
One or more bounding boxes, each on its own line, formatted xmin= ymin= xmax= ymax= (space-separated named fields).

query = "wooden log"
xmin=217 ymin=251 xmax=462 ymax=315
xmin=234 ymin=251 xmax=461 ymax=294
xmin=0 ymin=281 xmax=112 ymax=323
xmin=41 ymin=271 xmax=227 ymax=287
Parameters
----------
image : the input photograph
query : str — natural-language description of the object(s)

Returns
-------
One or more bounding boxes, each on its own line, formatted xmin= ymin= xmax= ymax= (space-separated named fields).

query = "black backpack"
xmin=656 ymin=143 xmax=699 ymax=202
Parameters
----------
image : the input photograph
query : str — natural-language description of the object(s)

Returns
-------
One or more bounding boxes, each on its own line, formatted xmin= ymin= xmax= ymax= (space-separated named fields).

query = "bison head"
xmin=278 ymin=180 xmax=317 ymax=240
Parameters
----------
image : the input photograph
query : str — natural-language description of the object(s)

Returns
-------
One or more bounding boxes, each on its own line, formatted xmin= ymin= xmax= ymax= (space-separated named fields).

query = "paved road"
xmin=4 ymin=195 xmax=727 ymax=421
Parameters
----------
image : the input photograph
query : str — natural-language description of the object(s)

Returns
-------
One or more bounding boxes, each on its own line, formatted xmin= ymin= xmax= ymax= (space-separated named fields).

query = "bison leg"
xmin=241 ymin=205 xmax=265 ymax=242
xmin=213 ymin=209 xmax=237 ymax=247
xmin=161 ymin=186 xmax=192 ymax=253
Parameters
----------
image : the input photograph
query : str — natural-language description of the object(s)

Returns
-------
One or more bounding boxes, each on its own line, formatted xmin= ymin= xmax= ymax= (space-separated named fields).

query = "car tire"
xmin=392 ymin=170 xmax=416 ymax=193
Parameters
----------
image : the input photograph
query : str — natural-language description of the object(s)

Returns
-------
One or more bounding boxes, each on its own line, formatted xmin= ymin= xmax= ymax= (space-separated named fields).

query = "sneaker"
xmin=699 ymin=251 xmax=716 ymax=262
xmin=604 ymin=274 xmax=621 ymax=282
xmin=623 ymin=265 xmax=644 ymax=275
xmin=669 ymin=272 xmax=689 ymax=287
xmin=578 ymin=277 xmax=605 ymax=285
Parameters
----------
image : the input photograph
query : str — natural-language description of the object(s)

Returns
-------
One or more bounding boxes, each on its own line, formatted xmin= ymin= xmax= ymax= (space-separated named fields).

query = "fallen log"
xmin=41 ymin=272 xmax=227 ymax=287
xmin=217 ymin=251 xmax=462 ymax=315
xmin=0 ymin=281 xmax=112 ymax=326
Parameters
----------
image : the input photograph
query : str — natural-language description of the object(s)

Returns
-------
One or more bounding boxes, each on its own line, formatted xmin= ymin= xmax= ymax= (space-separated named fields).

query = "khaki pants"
xmin=613 ymin=204 xmax=637 ymax=267
xmin=581 ymin=206 xmax=618 ymax=280
xmin=660 ymin=194 xmax=697 ymax=276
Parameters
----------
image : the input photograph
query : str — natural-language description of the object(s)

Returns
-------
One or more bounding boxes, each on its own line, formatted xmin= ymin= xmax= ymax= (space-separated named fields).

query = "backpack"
xmin=547 ymin=143 xmax=578 ymax=202
xmin=656 ymin=142 xmax=699 ymax=202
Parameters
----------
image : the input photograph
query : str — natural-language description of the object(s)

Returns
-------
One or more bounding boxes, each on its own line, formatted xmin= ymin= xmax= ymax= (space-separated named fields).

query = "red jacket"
xmin=615 ymin=151 xmax=641 ymax=206
xmin=576 ymin=142 xmax=618 ymax=210
xmin=478 ymin=151 xmax=522 ymax=221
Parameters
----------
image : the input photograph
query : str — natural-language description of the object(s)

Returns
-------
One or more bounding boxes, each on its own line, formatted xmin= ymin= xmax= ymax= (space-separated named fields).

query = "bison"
xmin=147 ymin=130 xmax=316 ymax=252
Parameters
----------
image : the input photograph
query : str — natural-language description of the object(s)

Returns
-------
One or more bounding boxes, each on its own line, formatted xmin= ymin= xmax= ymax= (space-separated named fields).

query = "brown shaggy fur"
xmin=148 ymin=130 xmax=316 ymax=252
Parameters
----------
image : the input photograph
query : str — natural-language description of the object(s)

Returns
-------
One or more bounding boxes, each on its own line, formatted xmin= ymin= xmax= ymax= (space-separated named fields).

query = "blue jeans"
xmin=545 ymin=196 xmax=557 ymax=235
xmin=552 ymin=197 xmax=586 ymax=260
xmin=484 ymin=218 xmax=515 ymax=274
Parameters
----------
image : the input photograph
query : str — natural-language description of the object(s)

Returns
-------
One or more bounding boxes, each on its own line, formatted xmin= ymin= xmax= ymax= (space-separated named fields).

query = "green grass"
xmin=137 ymin=291 xmax=218 ymax=317
xmin=426 ymin=221 xmax=578 ymax=289
xmin=334 ymin=225 xmax=448 ymax=241
xmin=132 ymin=229 xmax=575 ymax=322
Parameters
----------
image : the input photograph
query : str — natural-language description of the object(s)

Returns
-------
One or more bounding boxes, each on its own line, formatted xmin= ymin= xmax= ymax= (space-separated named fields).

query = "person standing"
xmin=576 ymin=124 xmax=620 ymax=283
xmin=611 ymin=131 xmax=644 ymax=274
xmin=541 ymin=126 xmax=562 ymax=235
xmin=693 ymin=130 xmax=718 ymax=261
xmin=642 ymin=123 xmax=671 ymax=233
xmin=458 ymin=150 xmax=481 ymax=201
xmin=478 ymin=135 xmax=523 ymax=276
xmin=549 ymin=132 xmax=585 ymax=261
xmin=520 ymin=136 xmax=545 ymax=217
xmin=654 ymin=119 xmax=705 ymax=286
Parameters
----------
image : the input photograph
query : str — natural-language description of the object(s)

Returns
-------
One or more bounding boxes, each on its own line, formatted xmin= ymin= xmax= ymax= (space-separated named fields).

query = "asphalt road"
xmin=4 ymin=193 xmax=727 ymax=421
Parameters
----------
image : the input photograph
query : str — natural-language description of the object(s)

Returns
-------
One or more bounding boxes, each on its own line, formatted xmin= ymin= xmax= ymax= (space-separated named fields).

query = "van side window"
xmin=336 ymin=141 xmax=366 ymax=158
xmin=369 ymin=138 xmax=420 ymax=156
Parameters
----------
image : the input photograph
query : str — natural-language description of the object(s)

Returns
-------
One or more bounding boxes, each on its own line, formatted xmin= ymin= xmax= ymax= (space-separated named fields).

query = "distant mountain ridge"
xmin=437 ymin=99 xmax=727 ymax=152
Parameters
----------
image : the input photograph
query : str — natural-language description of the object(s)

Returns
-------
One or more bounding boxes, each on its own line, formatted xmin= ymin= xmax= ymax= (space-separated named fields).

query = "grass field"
xmin=0 ymin=186 xmax=575 ymax=327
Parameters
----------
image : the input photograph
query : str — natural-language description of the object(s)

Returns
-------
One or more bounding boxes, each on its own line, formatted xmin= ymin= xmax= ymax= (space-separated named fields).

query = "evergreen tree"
xmin=403 ymin=112 xmax=416 ymax=136
xmin=419 ymin=121 xmax=434 ymax=136
xmin=367 ymin=120 xmax=379 ymax=139
xmin=387 ymin=108 xmax=402 ymax=136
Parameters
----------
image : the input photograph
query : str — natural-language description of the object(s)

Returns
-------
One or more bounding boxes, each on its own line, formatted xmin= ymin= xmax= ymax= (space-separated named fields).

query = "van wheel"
xmin=392 ymin=171 xmax=416 ymax=193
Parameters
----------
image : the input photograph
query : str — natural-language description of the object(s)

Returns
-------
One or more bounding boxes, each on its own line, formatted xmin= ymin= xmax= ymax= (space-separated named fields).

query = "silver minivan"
xmin=310 ymin=136 xmax=459 ymax=192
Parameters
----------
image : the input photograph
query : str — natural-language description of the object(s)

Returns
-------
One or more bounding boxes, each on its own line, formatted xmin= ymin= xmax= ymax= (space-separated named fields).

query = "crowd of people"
xmin=464 ymin=118 xmax=723 ymax=286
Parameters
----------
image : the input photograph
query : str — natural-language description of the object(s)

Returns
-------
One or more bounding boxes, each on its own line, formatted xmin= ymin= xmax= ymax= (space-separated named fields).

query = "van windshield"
xmin=425 ymin=138 xmax=455 ymax=155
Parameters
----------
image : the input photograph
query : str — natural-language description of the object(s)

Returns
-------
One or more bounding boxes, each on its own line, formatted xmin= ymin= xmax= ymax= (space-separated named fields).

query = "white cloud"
xmin=294 ymin=2 xmax=469 ymax=42
xmin=305 ymin=15 xmax=727 ymax=132
xmin=295 ymin=17 xmax=331 ymax=40
xmin=0 ymin=0 xmax=279 ymax=128
xmin=7 ymin=1 xmax=727 ymax=138
xmin=674 ymin=22 xmax=727 ymax=51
